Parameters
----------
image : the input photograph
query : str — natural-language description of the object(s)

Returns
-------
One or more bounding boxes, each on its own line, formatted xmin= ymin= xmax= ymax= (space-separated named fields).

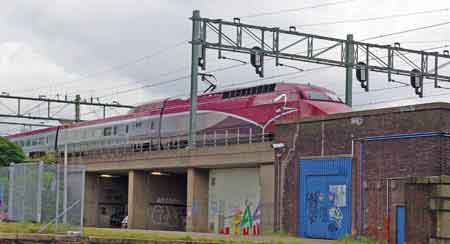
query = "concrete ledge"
xmin=84 ymin=143 xmax=275 ymax=172
xmin=430 ymin=198 xmax=450 ymax=211
xmin=429 ymin=238 xmax=450 ymax=244
xmin=408 ymin=175 xmax=450 ymax=185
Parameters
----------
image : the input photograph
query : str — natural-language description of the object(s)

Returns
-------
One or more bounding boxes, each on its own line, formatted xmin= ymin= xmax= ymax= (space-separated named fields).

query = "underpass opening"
xmin=97 ymin=172 xmax=128 ymax=228
xmin=147 ymin=170 xmax=187 ymax=231
xmin=127 ymin=169 xmax=187 ymax=231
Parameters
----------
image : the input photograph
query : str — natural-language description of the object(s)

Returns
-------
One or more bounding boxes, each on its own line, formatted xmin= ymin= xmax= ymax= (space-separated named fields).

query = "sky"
xmin=0 ymin=0 xmax=449 ymax=134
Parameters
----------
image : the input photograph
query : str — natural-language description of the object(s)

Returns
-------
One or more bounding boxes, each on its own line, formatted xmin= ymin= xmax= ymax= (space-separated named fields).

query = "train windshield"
xmin=305 ymin=90 xmax=343 ymax=103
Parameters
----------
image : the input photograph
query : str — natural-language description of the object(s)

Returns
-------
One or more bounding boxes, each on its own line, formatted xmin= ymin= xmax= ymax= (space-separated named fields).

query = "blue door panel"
xmin=299 ymin=157 xmax=352 ymax=240
xmin=396 ymin=207 xmax=405 ymax=244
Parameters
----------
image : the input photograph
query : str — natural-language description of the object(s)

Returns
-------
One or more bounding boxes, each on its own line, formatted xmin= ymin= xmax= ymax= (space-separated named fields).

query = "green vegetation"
xmin=0 ymin=137 xmax=25 ymax=166
xmin=0 ymin=222 xmax=388 ymax=244
xmin=0 ymin=222 xmax=73 ymax=234
xmin=0 ymin=223 xmax=308 ymax=244
xmin=32 ymin=152 xmax=57 ymax=164
xmin=335 ymin=236 xmax=386 ymax=244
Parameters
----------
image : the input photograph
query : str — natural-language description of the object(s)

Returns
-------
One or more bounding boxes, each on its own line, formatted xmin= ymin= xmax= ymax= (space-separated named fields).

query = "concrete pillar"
xmin=260 ymin=164 xmax=275 ymax=233
xmin=186 ymin=168 xmax=209 ymax=232
xmin=128 ymin=170 xmax=149 ymax=229
xmin=84 ymin=172 xmax=99 ymax=227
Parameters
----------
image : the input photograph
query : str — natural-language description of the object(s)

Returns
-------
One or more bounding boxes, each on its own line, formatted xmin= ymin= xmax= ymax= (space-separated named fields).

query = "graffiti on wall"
xmin=210 ymin=199 xmax=261 ymax=236
xmin=306 ymin=185 xmax=346 ymax=233
xmin=208 ymin=168 xmax=262 ymax=236
xmin=149 ymin=197 xmax=186 ymax=230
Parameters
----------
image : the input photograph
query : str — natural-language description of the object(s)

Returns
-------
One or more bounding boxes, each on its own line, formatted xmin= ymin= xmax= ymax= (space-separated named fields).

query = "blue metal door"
xmin=396 ymin=206 xmax=405 ymax=244
xmin=299 ymin=157 xmax=352 ymax=240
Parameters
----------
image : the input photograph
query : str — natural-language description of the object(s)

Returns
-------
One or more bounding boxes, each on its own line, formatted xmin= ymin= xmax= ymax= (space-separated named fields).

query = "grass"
xmin=0 ymin=222 xmax=384 ymax=244
xmin=334 ymin=236 xmax=387 ymax=244
xmin=83 ymin=228 xmax=305 ymax=244
xmin=0 ymin=222 xmax=74 ymax=234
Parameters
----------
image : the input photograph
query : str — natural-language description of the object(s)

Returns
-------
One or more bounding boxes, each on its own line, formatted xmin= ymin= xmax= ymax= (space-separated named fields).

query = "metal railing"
xmin=64 ymin=127 xmax=273 ymax=161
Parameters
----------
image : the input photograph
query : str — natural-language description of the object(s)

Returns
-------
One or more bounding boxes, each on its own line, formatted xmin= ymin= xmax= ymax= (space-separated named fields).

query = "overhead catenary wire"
xmin=345 ymin=43 xmax=450 ymax=97
xmin=353 ymin=88 xmax=450 ymax=108
xmin=15 ymin=40 xmax=188 ymax=94
xmin=361 ymin=21 xmax=450 ymax=41
xmin=235 ymin=0 xmax=359 ymax=19
xmin=296 ymin=8 xmax=449 ymax=28
xmin=97 ymin=63 xmax=250 ymax=99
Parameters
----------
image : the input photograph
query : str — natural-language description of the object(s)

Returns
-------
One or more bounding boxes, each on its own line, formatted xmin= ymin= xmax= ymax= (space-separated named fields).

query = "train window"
xmin=262 ymin=85 xmax=268 ymax=93
xmin=136 ymin=121 xmax=142 ymax=128
xmin=26 ymin=140 xmax=31 ymax=147
xmin=257 ymin=86 xmax=263 ymax=94
xmin=150 ymin=121 xmax=154 ymax=130
xmin=113 ymin=126 xmax=118 ymax=135
xmin=125 ymin=125 xmax=129 ymax=134
xmin=222 ymin=84 xmax=276 ymax=99
xmin=38 ymin=137 xmax=45 ymax=145
xmin=103 ymin=127 xmax=112 ymax=137
xmin=246 ymin=88 xmax=251 ymax=95
xmin=306 ymin=90 xmax=343 ymax=103
xmin=32 ymin=139 xmax=38 ymax=146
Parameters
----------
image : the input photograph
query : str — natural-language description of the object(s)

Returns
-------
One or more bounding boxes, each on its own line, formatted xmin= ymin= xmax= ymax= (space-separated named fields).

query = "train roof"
xmin=7 ymin=126 xmax=59 ymax=139
xmin=6 ymin=82 xmax=341 ymax=138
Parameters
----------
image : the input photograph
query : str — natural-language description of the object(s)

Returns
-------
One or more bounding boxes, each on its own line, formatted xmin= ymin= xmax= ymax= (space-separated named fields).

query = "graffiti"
xmin=232 ymin=209 xmax=241 ymax=235
xmin=328 ymin=207 xmax=343 ymax=232
xmin=307 ymin=192 xmax=327 ymax=224
xmin=217 ymin=200 xmax=261 ymax=236
xmin=306 ymin=189 xmax=346 ymax=233
xmin=149 ymin=197 xmax=186 ymax=230
xmin=156 ymin=197 xmax=182 ymax=205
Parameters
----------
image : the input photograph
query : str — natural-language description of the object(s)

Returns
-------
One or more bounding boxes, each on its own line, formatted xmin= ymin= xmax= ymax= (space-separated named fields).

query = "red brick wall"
xmin=275 ymin=103 xmax=450 ymax=241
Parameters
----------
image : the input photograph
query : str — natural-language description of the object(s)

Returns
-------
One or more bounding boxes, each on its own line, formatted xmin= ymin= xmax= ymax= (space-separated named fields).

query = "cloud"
xmin=0 ymin=0 xmax=449 ymax=133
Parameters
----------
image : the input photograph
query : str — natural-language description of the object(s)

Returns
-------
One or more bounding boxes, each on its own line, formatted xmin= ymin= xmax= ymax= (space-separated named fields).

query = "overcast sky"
xmin=0 ymin=0 xmax=449 ymax=134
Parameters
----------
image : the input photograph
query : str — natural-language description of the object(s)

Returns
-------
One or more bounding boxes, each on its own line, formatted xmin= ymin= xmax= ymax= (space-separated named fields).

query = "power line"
xmin=166 ymin=66 xmax=334 ymax=101
xmin=15 ymin=40 xmax=188 ymax=94
xmin=297 ymin=8 xmax=449 ymax=28
xmin=99 ymin=75 xmax=190 ymax=98
xmin=73 ymin=64 xmax=190 ymax=95
xmin=97 ymin=63 xmax=250 ymax=99
xmin=354 ymin=89 xmax=450 ymax=108
xmin=422 ymin=44 xmax=450 ymax=51
xmin=400 ymin=40 xmax=450 ymax=44
xmin=361 ymin=21 xmax=450 ymax=41
xmin=236 ymin=0 xmax=359 ymax=18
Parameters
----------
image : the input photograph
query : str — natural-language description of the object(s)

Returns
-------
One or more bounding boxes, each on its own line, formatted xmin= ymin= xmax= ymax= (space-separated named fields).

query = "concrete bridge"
xmin=71 ymin=141 xmax=276 ymax=234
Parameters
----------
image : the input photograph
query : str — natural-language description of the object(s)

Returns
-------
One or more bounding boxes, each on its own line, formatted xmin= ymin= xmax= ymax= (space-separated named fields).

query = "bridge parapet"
xmin=68 ymin=142 xmax=275 ymax=172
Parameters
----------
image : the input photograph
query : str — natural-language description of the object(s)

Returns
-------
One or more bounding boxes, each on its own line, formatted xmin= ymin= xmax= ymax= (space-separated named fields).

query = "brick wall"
xmin=275 ymin=103 xmax=450 ymax=242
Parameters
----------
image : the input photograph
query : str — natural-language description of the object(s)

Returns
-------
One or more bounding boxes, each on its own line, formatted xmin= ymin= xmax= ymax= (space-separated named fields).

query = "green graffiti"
xmin=240 ymin=206 xmax=253 ymax=228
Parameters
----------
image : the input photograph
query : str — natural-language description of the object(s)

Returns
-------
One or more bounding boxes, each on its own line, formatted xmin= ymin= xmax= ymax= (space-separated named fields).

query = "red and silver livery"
xmin=6 ymin=82 xmax=351 ymax=157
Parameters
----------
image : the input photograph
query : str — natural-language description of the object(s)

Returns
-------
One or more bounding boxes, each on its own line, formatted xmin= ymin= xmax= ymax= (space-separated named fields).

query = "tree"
xmin=0 ymin=137 xmax=26 ymax=166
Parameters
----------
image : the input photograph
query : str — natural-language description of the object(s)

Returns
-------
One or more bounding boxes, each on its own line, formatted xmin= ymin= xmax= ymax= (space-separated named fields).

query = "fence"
xmin=0 ymin=162 xmax=85 ymax=234
xmin=65 ymin=127 xmax=274 ymax=162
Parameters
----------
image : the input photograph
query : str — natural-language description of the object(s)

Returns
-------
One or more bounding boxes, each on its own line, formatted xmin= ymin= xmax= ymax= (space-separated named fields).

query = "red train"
xmin=6 ymin=82 xmax=351 ymax=157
